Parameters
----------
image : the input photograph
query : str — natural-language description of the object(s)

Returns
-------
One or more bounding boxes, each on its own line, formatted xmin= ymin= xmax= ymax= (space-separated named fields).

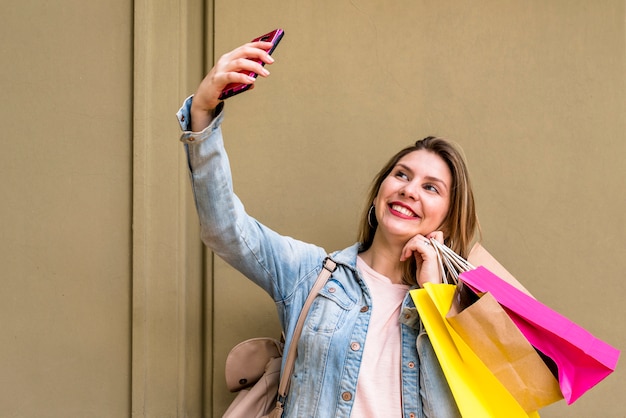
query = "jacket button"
xmin=350 ymin=342 xmax=361 ymax=351
xmin=409 ymin=413 xmax=416 ymax=418
xmin=360 ymin=306 xmax=369 ymax=313
xmin=328 ymin=287 xmax=336 ymax=293
xmin=408 ymin=362 xmax=415 ymax=369
xmin=341 ymin=391 xmax=352 ymax=401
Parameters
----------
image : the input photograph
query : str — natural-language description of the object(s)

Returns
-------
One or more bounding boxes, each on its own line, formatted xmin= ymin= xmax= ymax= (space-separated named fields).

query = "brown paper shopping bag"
xmin=446 ymin=282 xmax=562 ymax=412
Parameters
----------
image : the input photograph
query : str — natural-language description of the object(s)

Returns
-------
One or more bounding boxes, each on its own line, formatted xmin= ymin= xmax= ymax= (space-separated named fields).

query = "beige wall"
xmin=0 ymin=1 xmax=133 ymax=417
xmin=0 ymin=1 xmax=206 ymax=417
xmin=0 ymin=1 xmax=623 ymax=417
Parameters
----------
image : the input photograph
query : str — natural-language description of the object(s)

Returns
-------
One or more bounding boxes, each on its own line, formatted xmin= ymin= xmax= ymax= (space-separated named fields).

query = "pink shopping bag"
xmin=460 ymin=266 xmax=620 ymax=404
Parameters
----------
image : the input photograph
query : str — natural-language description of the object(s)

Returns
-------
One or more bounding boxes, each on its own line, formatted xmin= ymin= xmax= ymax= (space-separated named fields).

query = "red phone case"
xmin=218 ymin=29 xmax=284 ymax=100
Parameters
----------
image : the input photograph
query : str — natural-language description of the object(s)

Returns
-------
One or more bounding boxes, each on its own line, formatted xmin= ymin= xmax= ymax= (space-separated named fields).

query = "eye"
xmin=424 ymin=184 xmax=440 ymax=194
xmin=394 ymin=169 xmax=409 ymax=180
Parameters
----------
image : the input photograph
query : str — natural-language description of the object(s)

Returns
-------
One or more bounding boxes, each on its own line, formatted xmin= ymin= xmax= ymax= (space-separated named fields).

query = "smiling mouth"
xmin=390 ymin=203 xmax=418 ymax=218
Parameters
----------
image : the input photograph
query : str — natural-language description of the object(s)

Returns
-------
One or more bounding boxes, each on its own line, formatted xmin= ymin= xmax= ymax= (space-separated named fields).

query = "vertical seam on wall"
xmin=206 ymin=1 xmax=216 ymax=416
xmin=129 ymin=0 xmax=135 ymax=413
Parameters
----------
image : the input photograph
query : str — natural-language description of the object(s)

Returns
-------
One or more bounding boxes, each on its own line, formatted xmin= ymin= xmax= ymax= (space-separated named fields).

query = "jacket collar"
xmin=329 ymin=243 xmax=362 ymax=270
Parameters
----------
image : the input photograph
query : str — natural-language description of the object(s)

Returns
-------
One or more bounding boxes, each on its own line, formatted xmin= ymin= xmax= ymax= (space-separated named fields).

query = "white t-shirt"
xmin=351 ymin=256 xmax=409 ymax=418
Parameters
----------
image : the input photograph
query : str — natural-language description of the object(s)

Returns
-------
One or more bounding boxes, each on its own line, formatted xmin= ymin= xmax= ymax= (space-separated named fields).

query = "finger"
xmin=246 ymin=41 xmax=274 ymax=50
xmin=227 ymin=43 xmax=276 ymax=65
xmin=209 ymin=62 xmax=267 ymax=95
xmin=426 ymin=231 xmax=444 ymax=244
xmin=400 ymin=238 xmax=417 ymax=261
xmin=400 ymin=245 xmax=415 ymax=262
xmin=400 ymin=235 xmax=431 ymax=261
xmin=227 ymin=57 xmax=271 ymax=77
xmin=247 ymin=41 xmax=277 ymax=60
xmin=400 ymin=243 xmax=413 ymax=262
xmin=220 ymin=71 xmax=257 ymax=87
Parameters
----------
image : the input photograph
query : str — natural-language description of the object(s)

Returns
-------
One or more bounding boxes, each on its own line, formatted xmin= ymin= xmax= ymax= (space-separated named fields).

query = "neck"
xmin=359 ymin=239 xmax=405 ymax=284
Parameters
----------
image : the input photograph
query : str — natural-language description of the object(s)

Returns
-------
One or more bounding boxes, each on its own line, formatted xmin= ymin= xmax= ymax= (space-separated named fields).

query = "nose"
xmin=399 ymin=182 xmax=419 ymax=201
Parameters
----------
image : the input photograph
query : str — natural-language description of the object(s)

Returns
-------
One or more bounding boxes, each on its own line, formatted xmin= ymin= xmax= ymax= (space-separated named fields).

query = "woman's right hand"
xmin=190 ymin=41 xmax=275 ymax=132
xmin=401 ymin=231 xmax=445 ymax=287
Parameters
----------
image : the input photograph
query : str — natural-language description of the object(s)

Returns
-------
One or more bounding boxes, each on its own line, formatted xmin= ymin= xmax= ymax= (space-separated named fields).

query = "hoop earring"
xmin=367 ymin=205 xmax=376 ymax=229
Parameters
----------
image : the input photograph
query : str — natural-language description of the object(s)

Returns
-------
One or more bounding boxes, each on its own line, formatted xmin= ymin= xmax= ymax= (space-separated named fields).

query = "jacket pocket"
xmin=305 ymin=278 xmax=357 ymax=333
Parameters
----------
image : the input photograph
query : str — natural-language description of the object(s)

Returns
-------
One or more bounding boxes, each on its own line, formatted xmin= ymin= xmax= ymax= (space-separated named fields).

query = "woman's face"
xmin=373 ymin=150 xmax=452 ymax=245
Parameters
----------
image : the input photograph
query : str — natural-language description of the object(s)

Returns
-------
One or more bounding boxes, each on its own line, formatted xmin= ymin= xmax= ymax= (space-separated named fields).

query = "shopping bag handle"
xmin=429 ymin=238 xmax=475 ymax=284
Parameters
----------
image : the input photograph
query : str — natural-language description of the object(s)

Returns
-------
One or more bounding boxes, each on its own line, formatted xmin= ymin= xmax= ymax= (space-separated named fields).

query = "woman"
xmin=178 ymin=41 xmax=528 ymax=418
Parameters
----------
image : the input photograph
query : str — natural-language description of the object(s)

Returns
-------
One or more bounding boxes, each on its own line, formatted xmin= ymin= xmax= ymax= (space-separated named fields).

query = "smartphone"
xmin=218 ymin=29 xmax=284 ymax=100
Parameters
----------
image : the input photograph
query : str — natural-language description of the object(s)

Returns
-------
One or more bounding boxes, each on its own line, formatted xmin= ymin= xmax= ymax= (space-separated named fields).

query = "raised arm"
xmin=178 ymin=42 xmax=325 ymax=301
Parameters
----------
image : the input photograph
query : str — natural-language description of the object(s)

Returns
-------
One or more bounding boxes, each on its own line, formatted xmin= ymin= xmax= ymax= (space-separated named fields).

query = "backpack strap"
xmin=275 ymin=257 xmax=337 ymax=408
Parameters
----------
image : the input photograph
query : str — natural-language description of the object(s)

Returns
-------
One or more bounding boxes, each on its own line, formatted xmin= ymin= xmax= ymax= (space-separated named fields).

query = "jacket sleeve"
xmin=177 ymin=97 xmax=326 ymax=301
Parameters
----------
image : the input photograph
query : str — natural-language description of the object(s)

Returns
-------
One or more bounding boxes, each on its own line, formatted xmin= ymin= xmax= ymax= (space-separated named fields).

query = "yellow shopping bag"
xmin=411 ymin=283 xmax=540 ymax=418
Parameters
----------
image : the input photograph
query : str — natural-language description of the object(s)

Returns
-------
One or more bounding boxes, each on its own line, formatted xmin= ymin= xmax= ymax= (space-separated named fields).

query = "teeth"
xmin=391 ymin=204 xmax=416 ymax=217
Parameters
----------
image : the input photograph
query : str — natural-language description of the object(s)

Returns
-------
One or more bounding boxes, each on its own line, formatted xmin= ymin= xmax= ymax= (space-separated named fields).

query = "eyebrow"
xmin=396 ymin=163 xmax=449 ymax=191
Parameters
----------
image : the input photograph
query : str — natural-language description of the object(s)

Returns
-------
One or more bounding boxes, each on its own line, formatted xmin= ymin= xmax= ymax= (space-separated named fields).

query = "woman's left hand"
xmin=400 ymin=231 xmax=444 ymax=287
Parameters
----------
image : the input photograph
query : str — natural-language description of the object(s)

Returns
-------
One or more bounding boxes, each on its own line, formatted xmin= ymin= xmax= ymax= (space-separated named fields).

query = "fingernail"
xmin=267 ymin=55 xmax=275 ymax=63
xmin=261 ymin=68 xmax=270 ymax=76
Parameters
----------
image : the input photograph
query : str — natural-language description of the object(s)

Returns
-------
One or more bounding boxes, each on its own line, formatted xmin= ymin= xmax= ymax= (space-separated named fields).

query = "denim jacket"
xmin=177 ymin=97 xmax=458 ymax=418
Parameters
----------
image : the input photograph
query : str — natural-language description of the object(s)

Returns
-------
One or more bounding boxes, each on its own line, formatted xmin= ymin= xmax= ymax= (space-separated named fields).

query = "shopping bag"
xmin=431 ymin=239 xmax=561 ymax=411
xmin=460 ymin=266 xmax=621 ymax=404
xmin=411 ymin=284 xmax=540 ymax=417
xmin=447 ymin=282 xmax=562 ymax=412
